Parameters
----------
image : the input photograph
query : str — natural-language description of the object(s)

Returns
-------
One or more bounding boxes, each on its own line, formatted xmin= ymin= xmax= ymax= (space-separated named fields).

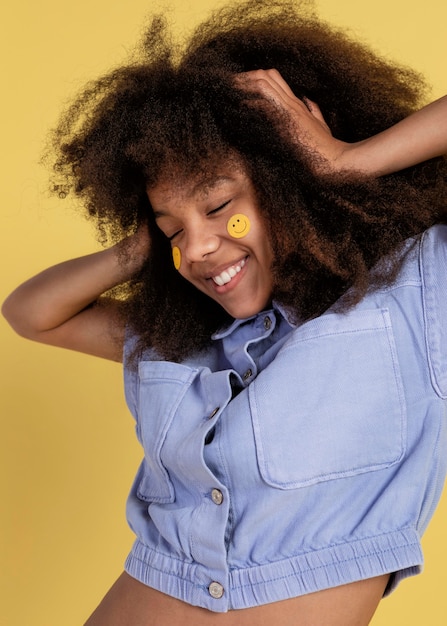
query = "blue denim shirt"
xmin=123 ymin=225 xmax=447 ymax=612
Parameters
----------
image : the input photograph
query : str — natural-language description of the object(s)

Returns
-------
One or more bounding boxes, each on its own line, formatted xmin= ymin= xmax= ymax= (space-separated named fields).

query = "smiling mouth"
xmin=212 ymin=258 xmax=247 ymax=286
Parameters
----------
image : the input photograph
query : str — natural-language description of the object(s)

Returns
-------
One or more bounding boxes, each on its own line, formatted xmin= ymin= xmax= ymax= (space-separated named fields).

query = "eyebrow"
xmin=191 ymin=175 xmax=235 ymax=196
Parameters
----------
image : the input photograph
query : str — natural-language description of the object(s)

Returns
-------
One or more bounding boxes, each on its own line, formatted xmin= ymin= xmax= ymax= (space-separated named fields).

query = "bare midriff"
xmin=84 ymin=571 xmax=390 ymax=626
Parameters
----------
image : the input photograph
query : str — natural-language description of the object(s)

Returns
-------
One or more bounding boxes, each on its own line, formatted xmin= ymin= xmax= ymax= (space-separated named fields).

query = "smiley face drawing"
xmin=172 ymin=245 xmax=182 ymax=270
xmin=227 ymin=214 xmax=251 ymax=239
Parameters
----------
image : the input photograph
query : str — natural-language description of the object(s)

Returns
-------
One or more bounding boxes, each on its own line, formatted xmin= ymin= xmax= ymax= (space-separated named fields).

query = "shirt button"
xmin=208 ymin=407 xmax=220 ymax=419
xmin=243 ymin=368 xmax=253 ymax=381
xmin=263 ymin=316 xmax=272 ymax=330
xmin=209 ymin=582 xmax=224 ymax=599
xmin=211 ymin=488 xmax=224 ymax=505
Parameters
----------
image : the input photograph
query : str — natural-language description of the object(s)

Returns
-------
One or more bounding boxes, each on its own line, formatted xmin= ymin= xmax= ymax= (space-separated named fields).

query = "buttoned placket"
xmin=196 ymin=397 xmax=233 ymax=607
xmin=240 ymin=313 xmax=276 ymax=386
xmin=197 ymin=314 xmax=278 ymax=607
xmin=212 ymin=310 xmax=278 ymax=377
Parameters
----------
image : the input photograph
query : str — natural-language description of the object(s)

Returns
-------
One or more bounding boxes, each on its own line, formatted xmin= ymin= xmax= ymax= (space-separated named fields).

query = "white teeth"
xmin=220 ymin=271 xmax=232 ymax=284
xmin=212 ymin=258 xmax=246 ymax=286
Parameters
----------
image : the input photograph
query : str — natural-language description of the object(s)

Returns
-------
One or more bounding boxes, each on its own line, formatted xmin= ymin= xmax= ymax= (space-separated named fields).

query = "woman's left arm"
xmin=342 ymin=94 xmax=447 ymax=175
xmin=237 ymin=69 xmax=447 ymax=176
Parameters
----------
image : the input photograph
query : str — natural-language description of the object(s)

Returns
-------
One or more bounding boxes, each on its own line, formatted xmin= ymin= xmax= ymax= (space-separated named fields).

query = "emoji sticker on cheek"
xmin=227 ymin=214 xmax=251 ymax=239
xmin=172 ymin=246 xmax=181 ymax=270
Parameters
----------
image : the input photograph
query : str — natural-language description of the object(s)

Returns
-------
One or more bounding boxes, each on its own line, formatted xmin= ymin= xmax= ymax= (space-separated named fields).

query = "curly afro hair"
xmin=48 ymin=0 xmax=447 ymax=361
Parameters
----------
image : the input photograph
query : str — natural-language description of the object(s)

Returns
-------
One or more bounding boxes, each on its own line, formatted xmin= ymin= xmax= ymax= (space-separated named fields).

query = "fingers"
xmin=241 ymin=68 xmax=296 ymax=99
xmin=235 ymin=68 xmax=301 ymax=108
xmin=234 ymin=68 xmax=343 ymax=172
xmin=302 ymin=98 xmax=328 ymax=127
xmin=234 ymin=68 xmax=325 ymax=126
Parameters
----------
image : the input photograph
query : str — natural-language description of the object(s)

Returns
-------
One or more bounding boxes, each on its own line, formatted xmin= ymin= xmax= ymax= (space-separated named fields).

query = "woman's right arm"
xmin=1 ymin=229 xmax=149 ymax=362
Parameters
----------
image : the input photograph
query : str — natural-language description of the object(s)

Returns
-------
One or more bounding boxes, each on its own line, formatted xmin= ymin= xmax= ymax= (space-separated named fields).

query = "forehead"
xmin=148 ymin=170 xmax=248 ymax=209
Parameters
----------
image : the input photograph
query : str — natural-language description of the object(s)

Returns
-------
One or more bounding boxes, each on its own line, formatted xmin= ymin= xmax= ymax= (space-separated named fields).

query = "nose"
xmin=183 ymin=228 xmax=220 ymax=263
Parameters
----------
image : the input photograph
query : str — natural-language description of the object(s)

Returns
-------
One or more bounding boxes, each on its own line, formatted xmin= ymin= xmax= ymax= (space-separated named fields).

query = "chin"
xmin=225 ymin=301 xmax=268 ymax=320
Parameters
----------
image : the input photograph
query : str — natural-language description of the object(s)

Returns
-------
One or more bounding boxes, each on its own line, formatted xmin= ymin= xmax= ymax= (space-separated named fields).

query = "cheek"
xmin=227 ymin=214 xmax=251 ymax=238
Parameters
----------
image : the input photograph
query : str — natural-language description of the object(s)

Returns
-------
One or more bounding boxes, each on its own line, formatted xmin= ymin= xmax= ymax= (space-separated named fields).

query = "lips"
xmin=211 ymin=258 xmax=247 ymax=286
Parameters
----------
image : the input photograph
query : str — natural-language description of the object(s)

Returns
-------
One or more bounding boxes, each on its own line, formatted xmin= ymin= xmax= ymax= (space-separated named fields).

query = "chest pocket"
xmin=249 ymin=308 xmax=407 ymax=489
xmin=135 ymin=361 xmax=199 ymax=503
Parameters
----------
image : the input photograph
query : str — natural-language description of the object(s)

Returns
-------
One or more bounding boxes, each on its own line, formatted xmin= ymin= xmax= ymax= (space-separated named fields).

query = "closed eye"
xmin=164 ymin=200 xmax=231 ymax=240
xmin=207 ymin=200 xmax=231 ymax=215
xmin=168 ymin=229 xmax=183 ymax=241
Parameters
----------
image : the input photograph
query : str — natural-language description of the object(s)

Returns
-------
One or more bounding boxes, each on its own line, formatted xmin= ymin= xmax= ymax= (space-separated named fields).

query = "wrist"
xmin=113 ymin=229 xmax=150 ymax=278
xmin=332 ymin=140 xmax=371 ymax=175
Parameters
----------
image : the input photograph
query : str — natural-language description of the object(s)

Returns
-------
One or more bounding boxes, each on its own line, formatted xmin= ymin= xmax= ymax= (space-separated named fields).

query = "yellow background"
xmin=1 ymin=1 xmax=446 ymax=624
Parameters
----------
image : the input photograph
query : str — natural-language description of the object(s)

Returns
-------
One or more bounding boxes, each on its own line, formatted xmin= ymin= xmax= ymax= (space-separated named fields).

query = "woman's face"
xmin=148 ymin=167 xmax=274 ymax=319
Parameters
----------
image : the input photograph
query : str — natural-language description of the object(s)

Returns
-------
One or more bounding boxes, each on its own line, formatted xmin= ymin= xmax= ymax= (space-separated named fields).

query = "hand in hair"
xmin=235 ymin=68 xmax=347 ymax=171
xmin=236 ymin=68 xmax=447 ymax=177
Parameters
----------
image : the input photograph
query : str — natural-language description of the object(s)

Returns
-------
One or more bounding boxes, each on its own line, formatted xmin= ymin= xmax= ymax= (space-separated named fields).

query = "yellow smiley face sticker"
xmin=227 ymin=214 xmax=251 ymax=239
xmin=172 ymin=245 xmax=181 ymax=270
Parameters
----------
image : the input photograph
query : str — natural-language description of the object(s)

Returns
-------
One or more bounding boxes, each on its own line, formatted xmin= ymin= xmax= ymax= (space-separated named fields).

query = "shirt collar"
xmin=211 ymin=301 xmax=297 ymax=341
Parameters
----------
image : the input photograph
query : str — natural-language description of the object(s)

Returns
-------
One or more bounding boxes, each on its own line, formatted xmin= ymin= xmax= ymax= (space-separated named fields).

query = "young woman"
xmin=3 ymin=1 xmax=447 ymax=624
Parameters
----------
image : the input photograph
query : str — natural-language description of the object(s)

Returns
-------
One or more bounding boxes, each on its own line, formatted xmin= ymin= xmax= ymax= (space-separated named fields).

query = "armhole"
xmin=421 ymin=225 xmax=447 ymax=398
xmin=123 ymin=331 xmax=140 ymax=418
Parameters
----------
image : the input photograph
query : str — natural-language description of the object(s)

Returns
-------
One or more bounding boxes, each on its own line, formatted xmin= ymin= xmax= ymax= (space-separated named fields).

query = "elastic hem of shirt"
xmin=124 ymin=527 xmax=422 ymax=613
